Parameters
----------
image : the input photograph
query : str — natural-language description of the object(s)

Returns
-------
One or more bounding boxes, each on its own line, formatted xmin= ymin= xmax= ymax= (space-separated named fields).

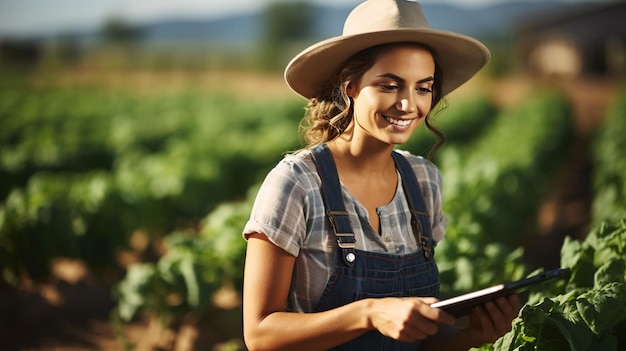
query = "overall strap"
xmin=311 ymin=144 xmax=357 ymax=266
xmin=391 ymin=151 xmax=435 ymax=260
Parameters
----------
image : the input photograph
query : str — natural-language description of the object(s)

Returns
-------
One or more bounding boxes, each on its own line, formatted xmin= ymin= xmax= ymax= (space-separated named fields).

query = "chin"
xmin=389 ymin=138 xmax=411 ymax=146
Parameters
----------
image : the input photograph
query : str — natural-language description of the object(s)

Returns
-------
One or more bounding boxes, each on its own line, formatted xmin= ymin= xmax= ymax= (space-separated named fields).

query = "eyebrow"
xmin=377 ymin=73 xmax=434 ymax=84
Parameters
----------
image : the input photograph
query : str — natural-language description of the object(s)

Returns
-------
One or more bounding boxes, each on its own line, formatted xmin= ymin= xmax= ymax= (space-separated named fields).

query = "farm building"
xmin=517 ymin=1 xmax=626 ymax=78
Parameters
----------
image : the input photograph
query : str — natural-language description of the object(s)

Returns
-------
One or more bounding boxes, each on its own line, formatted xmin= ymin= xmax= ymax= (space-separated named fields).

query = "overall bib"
xmin=311 ymin=144 xmax=439 ymax=351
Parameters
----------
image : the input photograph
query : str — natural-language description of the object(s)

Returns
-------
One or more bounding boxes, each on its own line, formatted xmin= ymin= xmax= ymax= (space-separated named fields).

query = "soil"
xmin=0 ymin=258 xmax=244 ymax=351
xmin=0 ymin=74 xmax=620 ymax=351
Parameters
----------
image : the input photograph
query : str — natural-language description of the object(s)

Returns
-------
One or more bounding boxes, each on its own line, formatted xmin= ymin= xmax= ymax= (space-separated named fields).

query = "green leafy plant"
xmin=0 ymin=80 xmax=302 ymax=284
xmin=471 ymin=90 xmax=626 ymax=351
xmin=113 ymin=192 xmax=253 ymax=326
xmin=592 ymin=89 xmax=626 ymax=223
xmin=436 ymin=91 xmax=575 ymax=297
xmin=478 ymin=219 xmax=626 ymax=351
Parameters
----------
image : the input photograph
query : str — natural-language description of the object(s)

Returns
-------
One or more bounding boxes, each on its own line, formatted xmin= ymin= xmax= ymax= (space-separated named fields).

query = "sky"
xmin=0 ymin=0 xmax=604 ymax=37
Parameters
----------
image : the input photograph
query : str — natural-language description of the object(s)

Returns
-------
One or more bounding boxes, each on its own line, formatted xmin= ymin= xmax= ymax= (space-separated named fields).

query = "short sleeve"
xmin=242 ymin=157 xmax=309 ymax=257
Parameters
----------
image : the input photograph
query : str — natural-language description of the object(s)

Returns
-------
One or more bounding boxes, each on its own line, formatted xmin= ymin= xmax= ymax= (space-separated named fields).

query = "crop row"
xmin=3 ymin=79 xmax=624 ymax=349
xmin=477 ymin=89 xmax=626 ymax=350
xmin=0 ymin=82 xmax=303 ymax=282
xmin=112 ymin=91 xmax=576 ymax=329
xmin=437 ymin=91 xmax=575 ymax=297
xmin=591 ymin=89 xmax=626 ymax=223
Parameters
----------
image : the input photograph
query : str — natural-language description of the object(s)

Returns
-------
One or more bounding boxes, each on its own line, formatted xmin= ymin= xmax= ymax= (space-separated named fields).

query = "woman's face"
xmin=347 ymin=44 xmax=435 ymax=146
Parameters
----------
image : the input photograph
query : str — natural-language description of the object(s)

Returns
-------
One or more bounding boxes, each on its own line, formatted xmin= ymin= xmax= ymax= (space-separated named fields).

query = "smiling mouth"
xmin=383 ymin=115 xmax=414 ymax=126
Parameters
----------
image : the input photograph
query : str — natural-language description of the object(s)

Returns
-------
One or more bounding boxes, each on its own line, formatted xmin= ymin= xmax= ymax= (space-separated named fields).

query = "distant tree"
xmin=259 ymin=1 xmax=315 ymax=71
xmin=101 ymin=16 xmax=142 ymax=46
xmin=98 ymin=16 xmax=143 ymax=69
xmin=55 ymin=32 xmax=82 ymax=64
xmin=0 ymin=39 xmax=42 ymax=71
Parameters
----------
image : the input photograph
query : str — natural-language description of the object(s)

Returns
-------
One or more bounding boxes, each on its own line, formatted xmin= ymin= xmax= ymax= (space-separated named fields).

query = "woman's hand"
xmin=464 ymin=294 xmax=522 ymax=345
xmin=367 ymin=297 xmax=456 ymax=342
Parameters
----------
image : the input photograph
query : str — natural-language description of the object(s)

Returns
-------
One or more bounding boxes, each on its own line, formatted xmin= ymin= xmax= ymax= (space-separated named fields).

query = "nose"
xmin=396 ymin=95 xmax=417 ymax=113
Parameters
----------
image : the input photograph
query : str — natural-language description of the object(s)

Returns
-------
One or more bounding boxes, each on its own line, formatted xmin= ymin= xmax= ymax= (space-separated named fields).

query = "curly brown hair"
xmin=299 ymin=43 xmax=448 ymax=160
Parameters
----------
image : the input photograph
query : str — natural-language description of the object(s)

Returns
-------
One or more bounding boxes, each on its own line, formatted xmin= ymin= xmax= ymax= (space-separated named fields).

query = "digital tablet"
xmin=430 ymin=267 xmax=571 ymax=318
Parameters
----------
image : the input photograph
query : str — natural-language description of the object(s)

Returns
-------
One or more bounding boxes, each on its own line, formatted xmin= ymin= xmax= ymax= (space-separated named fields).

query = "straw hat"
xmin=284 ymin=0 xmax=490 ymax=99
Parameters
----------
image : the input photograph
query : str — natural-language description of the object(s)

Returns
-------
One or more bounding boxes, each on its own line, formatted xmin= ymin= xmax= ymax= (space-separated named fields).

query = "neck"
xmin=327 ymin=135 xmax=395 ymax=175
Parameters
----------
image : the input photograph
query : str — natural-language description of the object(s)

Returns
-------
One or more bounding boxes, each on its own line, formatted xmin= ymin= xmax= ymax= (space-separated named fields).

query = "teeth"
xmin=384 ymin=116 xmax=412 ymax=126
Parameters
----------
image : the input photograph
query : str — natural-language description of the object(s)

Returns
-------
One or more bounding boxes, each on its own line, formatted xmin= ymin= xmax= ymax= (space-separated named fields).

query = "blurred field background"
xmin=1 ymin=0 xmax=625 ymax=350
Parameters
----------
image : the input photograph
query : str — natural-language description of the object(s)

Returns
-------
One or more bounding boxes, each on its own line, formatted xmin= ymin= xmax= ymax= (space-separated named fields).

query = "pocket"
xmin=408 ymin=281 xmax=440 ymax=298
xmin=354 ymin=281 xmax=440 ymax=300
xmin=354 ymin=290 xmax=401 ymax=300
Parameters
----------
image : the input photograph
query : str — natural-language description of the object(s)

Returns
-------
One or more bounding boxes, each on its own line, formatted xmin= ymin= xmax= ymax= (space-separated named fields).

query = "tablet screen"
xmin=431 ymin=267 xmax=571 ymax=318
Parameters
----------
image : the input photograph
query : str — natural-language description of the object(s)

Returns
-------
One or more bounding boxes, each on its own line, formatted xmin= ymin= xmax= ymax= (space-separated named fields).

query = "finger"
xmin=495 ymin=297 xmax=515 ymax=319
xmin=420 ymin=297 xmax=441 ymax=305
xmin=483 ymin=300 xmax=508 ymax=333
xmin=508 ymin=294 xmax=522 ymax=313
xmin=473 ymin=305 xmax=498 ymax=342
xmin=398 ymin=326 xmax=431 ymax=342
xmin=483 ymin=300 xmax=500 ymax=319
xmin=376 ymin=298 xmax=441 ymax=342
xmin=415 ymin=300 xmax=455 ymax=326
xmin=471 ymin=305 xmax=487 ymax=324
xmin=496 ymin=296 xmax=520 ymax=322
xmin=410 ymin=312 xmax=440 ymax=336
xmin=485 ymin=300 xmax=515 ymax=336
xmin=403 ymin=297 xmax=454 ymax=325
xmin=384 ymin=319 xmax=430 ymax=342
xmin=388 ymin=315 xmax=438 ymax=342
xmin=426 ymin=305 xmax=456 ymax=325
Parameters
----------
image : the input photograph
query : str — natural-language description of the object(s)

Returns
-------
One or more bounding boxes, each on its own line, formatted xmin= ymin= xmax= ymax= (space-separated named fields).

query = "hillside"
xmin=11 ymin=2 xmax=600 ymax=48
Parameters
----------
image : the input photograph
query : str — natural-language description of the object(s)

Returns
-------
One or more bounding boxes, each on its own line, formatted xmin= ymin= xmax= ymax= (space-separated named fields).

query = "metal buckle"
xmin=327 ymin=209 xmax=350 ymax=218
xmin=420 ymin=236 xmax=432 ymax=259
xmin=336 ymin=233 xmax=356 ymax=249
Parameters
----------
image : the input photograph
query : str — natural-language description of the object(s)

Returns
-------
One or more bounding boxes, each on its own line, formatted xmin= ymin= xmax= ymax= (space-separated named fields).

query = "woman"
xmin=242 ymin=0 xmax=521 ymax=350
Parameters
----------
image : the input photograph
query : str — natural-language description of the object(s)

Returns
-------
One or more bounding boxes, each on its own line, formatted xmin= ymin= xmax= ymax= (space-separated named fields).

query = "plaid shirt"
xmin=243 ymin=148 xmax=447 ymax=312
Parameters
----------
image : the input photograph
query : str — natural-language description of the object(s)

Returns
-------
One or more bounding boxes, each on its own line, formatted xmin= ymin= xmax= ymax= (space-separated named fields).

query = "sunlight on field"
xmin=35 ymin=69 xmax=295 ymax=100
xmin=1 ymin=57 xmax=623 ymax=351
xmin=27 ymin=63 xmax=523 ymax=104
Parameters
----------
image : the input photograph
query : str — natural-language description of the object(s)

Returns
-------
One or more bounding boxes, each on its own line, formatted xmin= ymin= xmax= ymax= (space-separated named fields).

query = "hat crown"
xmin=285 ymin=0 xmax=489 ymax=99
xmin=343 ymin=0 xmax=430 ymax=36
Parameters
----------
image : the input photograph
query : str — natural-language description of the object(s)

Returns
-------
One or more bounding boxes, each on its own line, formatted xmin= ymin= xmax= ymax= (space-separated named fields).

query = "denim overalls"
xmin=311 ymin=144 xmax=439 ymax=351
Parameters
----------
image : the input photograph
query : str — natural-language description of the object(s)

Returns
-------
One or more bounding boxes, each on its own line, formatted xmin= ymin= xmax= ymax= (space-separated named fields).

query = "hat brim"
xmin=285 ymin=29 xmax=490 ymax=99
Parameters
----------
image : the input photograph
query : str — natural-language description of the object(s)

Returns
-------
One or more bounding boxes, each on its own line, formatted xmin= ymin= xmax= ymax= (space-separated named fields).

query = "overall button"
xmin=384 ymin=236 xmax=392 ymax=243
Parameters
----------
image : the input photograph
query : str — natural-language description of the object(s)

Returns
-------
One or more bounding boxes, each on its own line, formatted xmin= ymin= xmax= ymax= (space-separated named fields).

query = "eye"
xmin=380 ymin=84 xmax=399 ymax=92
xmin=417 ymin=87 xmax=433 ymax=95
